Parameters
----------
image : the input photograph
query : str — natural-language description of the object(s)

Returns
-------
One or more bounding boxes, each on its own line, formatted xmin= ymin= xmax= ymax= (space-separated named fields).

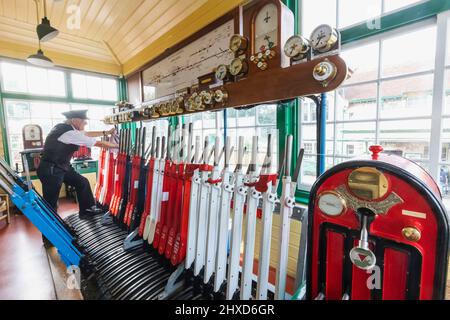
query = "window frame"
xmin=0 ymin=57 xmax=120 ymax=164
xmin=293 ymin=0 xmax=450 ymax=204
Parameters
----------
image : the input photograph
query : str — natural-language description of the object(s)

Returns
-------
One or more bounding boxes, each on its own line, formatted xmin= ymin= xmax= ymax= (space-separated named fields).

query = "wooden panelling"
xmin=234 ymin=211 xmax=303 ymax=279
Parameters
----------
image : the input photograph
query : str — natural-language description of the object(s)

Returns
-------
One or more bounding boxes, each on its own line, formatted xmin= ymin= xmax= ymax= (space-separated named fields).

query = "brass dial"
xmin=229 ymin=34 xmax=248 ymax=53
xmin=230 ymin=58 xmax=248 ymax=76
xmin=313 ymin=59 xmax=337 ymax=87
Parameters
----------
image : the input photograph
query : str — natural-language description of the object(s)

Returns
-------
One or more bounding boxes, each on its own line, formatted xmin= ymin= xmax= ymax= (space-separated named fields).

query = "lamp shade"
xmin=37 ymin=17 xmax=59 ymax=42
xmin=27 ymin=49 xmax=54 ymax=67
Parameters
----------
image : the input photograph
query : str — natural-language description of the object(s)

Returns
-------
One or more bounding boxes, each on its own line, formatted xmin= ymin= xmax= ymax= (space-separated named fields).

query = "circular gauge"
xmin=170 ymin=100 xmax=178 ymax=114
xmin=176 ymin=97 xmax=184 ymax=114
xmin=214 ymin=90 xmax=228 ymax=103
xmin=313 ymin=60 xmax=337 ymax=85
xmin=257 ymin=52 xmax=264 ymax=60
xmin=250 ymin=55 xmax=256 ymax=63
xmin=229 ymin=34 xmax=248 ymax=53
xmin=310 ymin=24 xmax=339 ymax=53
xmin=318 ymin=191 xmax=346 ymax=216
xmin=201 ymin=91 xmax=213 ymax=105
xmin=184 ymin=98 xmax=193 ymax=112
xmin=215 ymin=64 xmax=229 ymax=81
xmin=193 ymin=94 xmax=203 ymax=110
xmin=230 ymin=58 xmax=247 ymax=76
xmin=284 ymin=35 xmax=310 ymax=58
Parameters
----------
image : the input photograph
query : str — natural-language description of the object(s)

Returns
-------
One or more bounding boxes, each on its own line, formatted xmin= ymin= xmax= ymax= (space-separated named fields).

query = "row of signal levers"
xmin=92 ymin=122 xmax=304 ymax=300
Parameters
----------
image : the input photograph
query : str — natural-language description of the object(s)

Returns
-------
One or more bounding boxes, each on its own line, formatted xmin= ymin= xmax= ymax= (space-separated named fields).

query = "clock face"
xmin=254 ymin=3 xmax=278 ymax=53
xmin=230 ymin=58 xmax=244 ymax=76
xmin=284 ymin=35 xmax=310 ymax=58
xmin=310 ymin=24 xmax=333 ymax=50
xmin=24 ymin=125 xmax=41 ymax=141
xmin=215 ymin=64 xmax=228 ymax=81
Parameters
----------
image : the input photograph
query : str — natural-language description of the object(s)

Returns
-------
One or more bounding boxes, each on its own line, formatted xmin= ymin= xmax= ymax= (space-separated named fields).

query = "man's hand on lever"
xmin=95 ymin=140 xmax=119 ymax=149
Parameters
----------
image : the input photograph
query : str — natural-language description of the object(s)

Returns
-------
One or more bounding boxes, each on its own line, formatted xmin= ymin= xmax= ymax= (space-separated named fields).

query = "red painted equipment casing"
xmin=306 ymin=146 xmax=449 ymax=300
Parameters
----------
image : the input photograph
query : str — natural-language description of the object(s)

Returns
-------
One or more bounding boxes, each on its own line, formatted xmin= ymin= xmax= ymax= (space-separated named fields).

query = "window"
xmin=0 ymin=61 xmax=66 ymax=97
xmin=299 ymin=16 xmax=439 ymax=190
xmin=71 ymin=73 xmax=118 ymax=101
xmin=224 ymin=105 xmax=278 ymax=172
xmin=4 ymin=100 xmax=113 ymax=170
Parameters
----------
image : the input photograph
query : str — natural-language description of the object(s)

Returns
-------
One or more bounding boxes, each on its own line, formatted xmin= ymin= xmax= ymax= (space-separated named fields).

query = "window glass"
xmin=336 ymin=83 xmax=377 ymax=121
xmin=72 ymin=73 xmax=87 ymax=99
xmin=4 ymin=100 xmax=115 ymax=169
xmin=380 ymin=74 xmax=433 ymax=118
xmin=301 ymin=0 xmax=336 ymax=38
xmin=439 ymin=165 xmax=450 ymax=207
xmin=48 ymin=70 xmax=66 ymax=96
xmin=1 ymin=62 xmax=27 ymax=93
xmin=338 ymin=0 xmax=382 ymax=29
xmin=379 ymin=119 xmax=431 ymax=160
xmin=341 ymin=42 xmax=379 ymax=85
xmin=440 ymin=118 xmax=450 ymax=163
xmin=444 ymin=69 xmax=450 ymax=115
xmin=71 ymin=73 xmax=117 ymax=101
xmin=383 ymin=0 xmax=423 ymax=13
xmin=102 ymin=78 xmax=118 ymax=101
xmin=381 ymin=26 xmax=436 ymax=77
xmin=86 ymin=76 xmax=103 ymax=100
xmin=26 ymin=66 xmax=48 ymax=95
xmin=335 ymin=121 xmax=376 ymax=157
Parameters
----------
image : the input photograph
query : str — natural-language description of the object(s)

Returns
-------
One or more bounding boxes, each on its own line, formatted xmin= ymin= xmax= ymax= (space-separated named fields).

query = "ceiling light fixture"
xmin=28 ymin=0 xmax=54 ymax=67
xmin=36 ymin=0 xmax=59 ymax=42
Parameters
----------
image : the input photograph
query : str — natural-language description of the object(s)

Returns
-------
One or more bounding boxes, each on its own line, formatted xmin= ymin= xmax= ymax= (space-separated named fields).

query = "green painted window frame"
xmin=0 ymin=59 xmax=123 ymax=164
xmin=279 ymin=0 xmax=450 ymax=205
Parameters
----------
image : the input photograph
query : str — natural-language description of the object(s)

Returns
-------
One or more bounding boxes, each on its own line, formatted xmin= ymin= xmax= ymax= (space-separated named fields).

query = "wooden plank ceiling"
xmin=0 ymin=0 xmax=244 ymax=75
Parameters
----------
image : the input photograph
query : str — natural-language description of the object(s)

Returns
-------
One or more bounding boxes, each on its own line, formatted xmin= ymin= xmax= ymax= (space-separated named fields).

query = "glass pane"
xmin=380 ymin=74 xmax=433 ymax=118
xmin=71 ymin=73 xmax=87 ymax=98
xmin=439 ymin=165 xmax=450 ymax=209
xmin=336 ymin=83 xmax=377 ymax=121
xmin=335 ymin=121 xmax=376 ymax=156
xmin=202 ymin=112 xmax=217 ymax=129
xmin=382 ymin=25 xmax=436 ymax=77
xmin=383 ymin=0 xmax=423 ymax=13
xmin=339 ymin=0 xmax=382 ymax=29
xmin=226 ymin=108 xmax=237 ymax=128
xmin=444 ymin=70 xmax=450 ymax=115
xmin=448 ymin=17 xmax=450 ymax=66
xmin=379 ymin=119 xmax=431 ymax=160
xmin=7 ymin=118 xmax=30 ymax=135
xmin=27 ymin=66 xmax=48 ymax=95
xmin=440 ymin=118 xmax=450 ymax=163
xmin=342 ymin=42 xmax=379 ymax=85
xmin=51 ymin=103 xmax=70 ymax=120
xmin=256 ymin=104 xmax=276 ymax=125
xmin=1 ymin=62 xmax=27 ymax=93
xmin=30 ymin=102 xmax=52 ymax=122
xmin=237 ymin=107 xmax=256 ymax=127
xmin=301 ymin=0 xmax=336 ymax=38
xmin=300 ymin=154 xmax=317 ymax=187
xmin=6 ymin=100 xmax=30 ymax=118
xmin=48 ymin=70 xmax=66 ymax=96
xmin=102 ymin=78 xmax=117 ymax=101
xmin=86 ymin=76 xmax=103 ymax=100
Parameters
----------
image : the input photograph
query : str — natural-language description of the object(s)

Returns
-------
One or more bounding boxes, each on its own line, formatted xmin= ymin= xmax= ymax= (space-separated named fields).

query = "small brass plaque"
xmin=348 ymin=167 xmax=389 ymax=201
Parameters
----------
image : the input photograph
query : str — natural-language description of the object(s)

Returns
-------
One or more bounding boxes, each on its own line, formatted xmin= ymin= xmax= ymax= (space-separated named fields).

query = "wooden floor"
xmin=0 ymin=197 xmax=449 ymax=300
xmin=0 ymin=199 xmax=82 ymax=300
